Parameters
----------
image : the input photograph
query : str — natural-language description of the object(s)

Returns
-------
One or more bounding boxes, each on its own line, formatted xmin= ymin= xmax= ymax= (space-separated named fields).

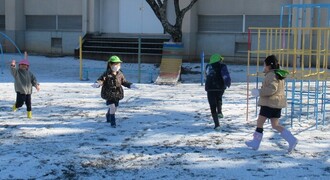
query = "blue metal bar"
xmin=291 ymin=79 xmax=296 ymax=128
xmin=307 ymin=80 xmax=311 ymax=118
xmin=317 ymin=6 xmax=321 ymax=27
xmin=302 ymin=7 xmax=307 ymax=27
xmin=322 ymin=81 xmax=326 ymax=125
xmin=315 ymin=80 xmax=319 ymax=129
xmin=299 ymin=80 xmax=303 ymax=122
xmin=280 ymin=5 xmax=284 ymax=27
xmin=288 ymin=7 xmax=292 ymax=27
xmin=328 ymin=7 xmax=330 ymax=26
xmin=0 ymin=32 xmax=23 ymax=55
xmin=311 ymin=8 xmax=314 ymax=27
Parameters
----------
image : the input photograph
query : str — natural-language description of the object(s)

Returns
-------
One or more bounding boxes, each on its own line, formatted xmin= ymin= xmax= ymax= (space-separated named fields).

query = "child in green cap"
xmin=92 ymin=55 xmax=138 ymax=128
xmin=205 ymin=53 xmax=231 ymax=131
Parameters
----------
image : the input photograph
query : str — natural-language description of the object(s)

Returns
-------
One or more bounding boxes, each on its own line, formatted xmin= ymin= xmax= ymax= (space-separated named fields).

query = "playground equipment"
xmin=155 ymin=42 xmax=183 ymax=85
xmin=247 ymin=4 xmax=330 ymax=129
xmin=247 ymin=27 xmax=329 ymax=128
xmin=0 ymin=32 xmax=23 ymax=76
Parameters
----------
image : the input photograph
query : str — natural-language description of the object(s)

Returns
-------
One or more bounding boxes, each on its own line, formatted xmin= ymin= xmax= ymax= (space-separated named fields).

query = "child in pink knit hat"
xmin=10 ymin=55 xmax=40 ymax=118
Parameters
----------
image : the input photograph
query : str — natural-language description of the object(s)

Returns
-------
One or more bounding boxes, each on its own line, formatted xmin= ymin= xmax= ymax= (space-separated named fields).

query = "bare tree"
xmin=146 ymin=0 xmax=198 ymax=42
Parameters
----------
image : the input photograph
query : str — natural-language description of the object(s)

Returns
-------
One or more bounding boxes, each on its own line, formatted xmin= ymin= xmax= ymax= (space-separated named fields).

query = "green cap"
xmin=209 ymin=54 xmax=224 ymax=64
xmin=108 ymin=55 xmax=122 ymax=63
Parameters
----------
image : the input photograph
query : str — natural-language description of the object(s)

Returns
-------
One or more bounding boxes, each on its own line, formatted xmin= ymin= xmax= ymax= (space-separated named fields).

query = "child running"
xmin=92 ymin=55 xmax=137 ymax=128
xmin=10 ymin=55 xmax=40 ymax=118
xmin=205 ymin=53 xmax=231 ymax=131
xmin=245 ymin=55 xmax=298 ymax=152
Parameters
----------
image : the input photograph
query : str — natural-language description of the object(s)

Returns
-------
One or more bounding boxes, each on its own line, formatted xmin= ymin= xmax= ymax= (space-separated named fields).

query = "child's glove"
xmin=130 ymin=84 xmax=138 ymax=89
xmin=35 ymin=84 xmax=40 ymax=91
xmin=91 ymin=82 xmax=101 ymax=88
xmin=251 ymin=88 xmax=260 ymax=97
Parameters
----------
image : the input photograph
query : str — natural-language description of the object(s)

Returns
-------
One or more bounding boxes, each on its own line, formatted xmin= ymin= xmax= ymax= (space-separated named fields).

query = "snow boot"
xmin=12 ymin=104 xmax=17 ymax=112
xmin=212 ymin=113 xmax=220 ymax=131
xmin=281 ymin=129 xmax=298 ymax=152
xmin=110 ymin=114 xmax=116 ymax=128
xmin=27 ymin=111 xmax=32 ymax=119
xmin=245 ymin=131 xmax=263 ymax=150
xmin=106 ymin=113 xmax=111 ymax=123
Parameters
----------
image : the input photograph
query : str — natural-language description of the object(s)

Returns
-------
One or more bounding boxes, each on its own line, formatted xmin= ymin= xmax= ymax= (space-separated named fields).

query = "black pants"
xmin=15 ymin=92 xmax=32 ymax=111
xmin=207 ymin=90 xmax=225 ymax=114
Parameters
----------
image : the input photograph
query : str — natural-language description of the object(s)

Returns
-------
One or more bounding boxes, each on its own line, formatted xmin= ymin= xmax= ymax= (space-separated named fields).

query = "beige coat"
xmin=258 ymin=70 xmax=287 ymax=109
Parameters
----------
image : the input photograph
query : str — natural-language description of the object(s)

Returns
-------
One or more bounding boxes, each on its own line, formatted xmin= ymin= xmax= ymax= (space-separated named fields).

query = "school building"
xmin=0 ymin=0 xmax=329 ymax=63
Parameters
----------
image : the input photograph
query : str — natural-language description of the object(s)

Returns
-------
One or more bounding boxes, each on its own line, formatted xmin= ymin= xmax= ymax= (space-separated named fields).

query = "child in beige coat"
xmin=246 ymin=55 xmax=298 ymax=152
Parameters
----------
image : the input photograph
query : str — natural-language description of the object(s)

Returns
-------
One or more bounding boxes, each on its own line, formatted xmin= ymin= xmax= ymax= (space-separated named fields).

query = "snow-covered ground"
xmin=0 ymin=54 xmax=329 ymax=179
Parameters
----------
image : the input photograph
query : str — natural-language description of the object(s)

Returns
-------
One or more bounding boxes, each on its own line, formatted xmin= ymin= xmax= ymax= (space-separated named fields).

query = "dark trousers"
xmin=207 ymin=90 xmax=225 ymax=115
xmin=15 ymin=92 xmax=32 ymax=111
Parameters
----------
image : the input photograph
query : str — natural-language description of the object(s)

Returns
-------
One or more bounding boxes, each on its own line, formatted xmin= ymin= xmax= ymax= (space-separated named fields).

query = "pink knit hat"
xmin=19 ymin=59 xmax=30 ymax=66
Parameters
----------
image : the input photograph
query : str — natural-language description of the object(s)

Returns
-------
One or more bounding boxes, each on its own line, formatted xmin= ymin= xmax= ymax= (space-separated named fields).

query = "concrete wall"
xmin=24 ymin=0 xmax=83 ymax=55
xmin=24 ymin=0 xmax=82 ymax=15
xmin=0 ymin=0 xmax=5 ymax=14
xmin=198 ymin=0 xmax=291 ymax=15
xmin=1 ymin=0 xmax=329 ymax=61
xmin=194 ymin=0 xmax=292 ymax=63
xmin=25 ymin=31 xmax=82 ymax=55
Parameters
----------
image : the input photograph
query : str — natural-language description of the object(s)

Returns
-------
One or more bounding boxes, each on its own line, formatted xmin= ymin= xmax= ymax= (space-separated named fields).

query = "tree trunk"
xmin=146 ymin=0 xmax=198 ymax=42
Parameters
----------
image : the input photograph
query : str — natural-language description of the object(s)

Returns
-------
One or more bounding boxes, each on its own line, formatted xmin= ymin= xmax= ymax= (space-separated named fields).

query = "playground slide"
xmin=155 ymin=43 xmax=183 ymax=85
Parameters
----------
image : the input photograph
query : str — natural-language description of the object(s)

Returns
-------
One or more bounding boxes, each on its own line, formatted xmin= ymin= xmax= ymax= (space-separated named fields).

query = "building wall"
xmin=0 ymin=0 xmax=5 ymax=14
xmin=1 ymin=0 xmax=329 ymax=61
xmin=24 ymin=0 xmax=83 ymax=55
xmin=195 ymin=0 xmax=292 ymax=63
xmin=25 ymin=0 xmax=82 ymax=15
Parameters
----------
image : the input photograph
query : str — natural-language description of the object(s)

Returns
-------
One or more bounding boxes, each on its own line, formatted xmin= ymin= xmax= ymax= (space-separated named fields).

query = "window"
xmin=245 ymin=15 xmax=289 ymax=31
xmin=26 ymin=15 xmax=82 ymax=31
xmin=51 ymin=37 xmax=62 ymax=48
xmin=26 ymin=15 xmax=56 ymax=30
xmin=0 ymin=15 xmax=5 ymax=29
xmin=235 ymin=42 xmax=249 ymax=53
xmin=58 ymin=15 xmax=82 ymax=30
xmin=198 ymin=15 xmax=243 ymax=32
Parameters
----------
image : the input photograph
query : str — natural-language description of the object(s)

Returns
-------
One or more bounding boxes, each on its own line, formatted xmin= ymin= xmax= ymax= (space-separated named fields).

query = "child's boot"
xmin=106 ymin=113 xmax=111 ymax=123
xmin=280 ymin=129 xmax=298 ymax=152
xmin=27 ymin=111 xmax=32 ymax=119
xmin=12 ymin=104 xmax=17 ymax=112
xmin=212 ymin=113 xmax=220 ymax=131
xmin=110 ymin=114 xmax=116 ymax=128
xmin=245 ymin=131 xmax=263 ymax=150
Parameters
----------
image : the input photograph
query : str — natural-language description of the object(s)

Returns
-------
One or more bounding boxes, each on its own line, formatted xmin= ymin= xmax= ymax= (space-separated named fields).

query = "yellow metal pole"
xmin=286 ymin=28 xmax=291 ymax=71
xmin=293 ymin=28 xmax=297 ymax=75
xmin=301 ymin=28 xmax=305 ymax=73
xmin=247 ymin=50 xmax=251 ymax=122
xmin=323 ymin=29 xmax=329 ymax=71
xmin=309 ymin=28 xmax=313 ymax=75
xmin=316 ymin=29 xmax=321 ymax=80
xmin=79 ymin=36 xmax=83 ymax=80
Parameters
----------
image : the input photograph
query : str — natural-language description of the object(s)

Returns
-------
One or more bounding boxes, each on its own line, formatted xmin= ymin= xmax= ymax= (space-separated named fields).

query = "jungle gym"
xmin=247 ymin=4 xmax=330 ymax=129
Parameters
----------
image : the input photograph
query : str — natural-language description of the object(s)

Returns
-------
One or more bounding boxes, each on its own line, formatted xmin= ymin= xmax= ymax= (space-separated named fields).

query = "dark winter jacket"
xmin=205 ymin=62 xmax=231 ymax=91
xmin=97 ymin=70 xmax=132 ymax=101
